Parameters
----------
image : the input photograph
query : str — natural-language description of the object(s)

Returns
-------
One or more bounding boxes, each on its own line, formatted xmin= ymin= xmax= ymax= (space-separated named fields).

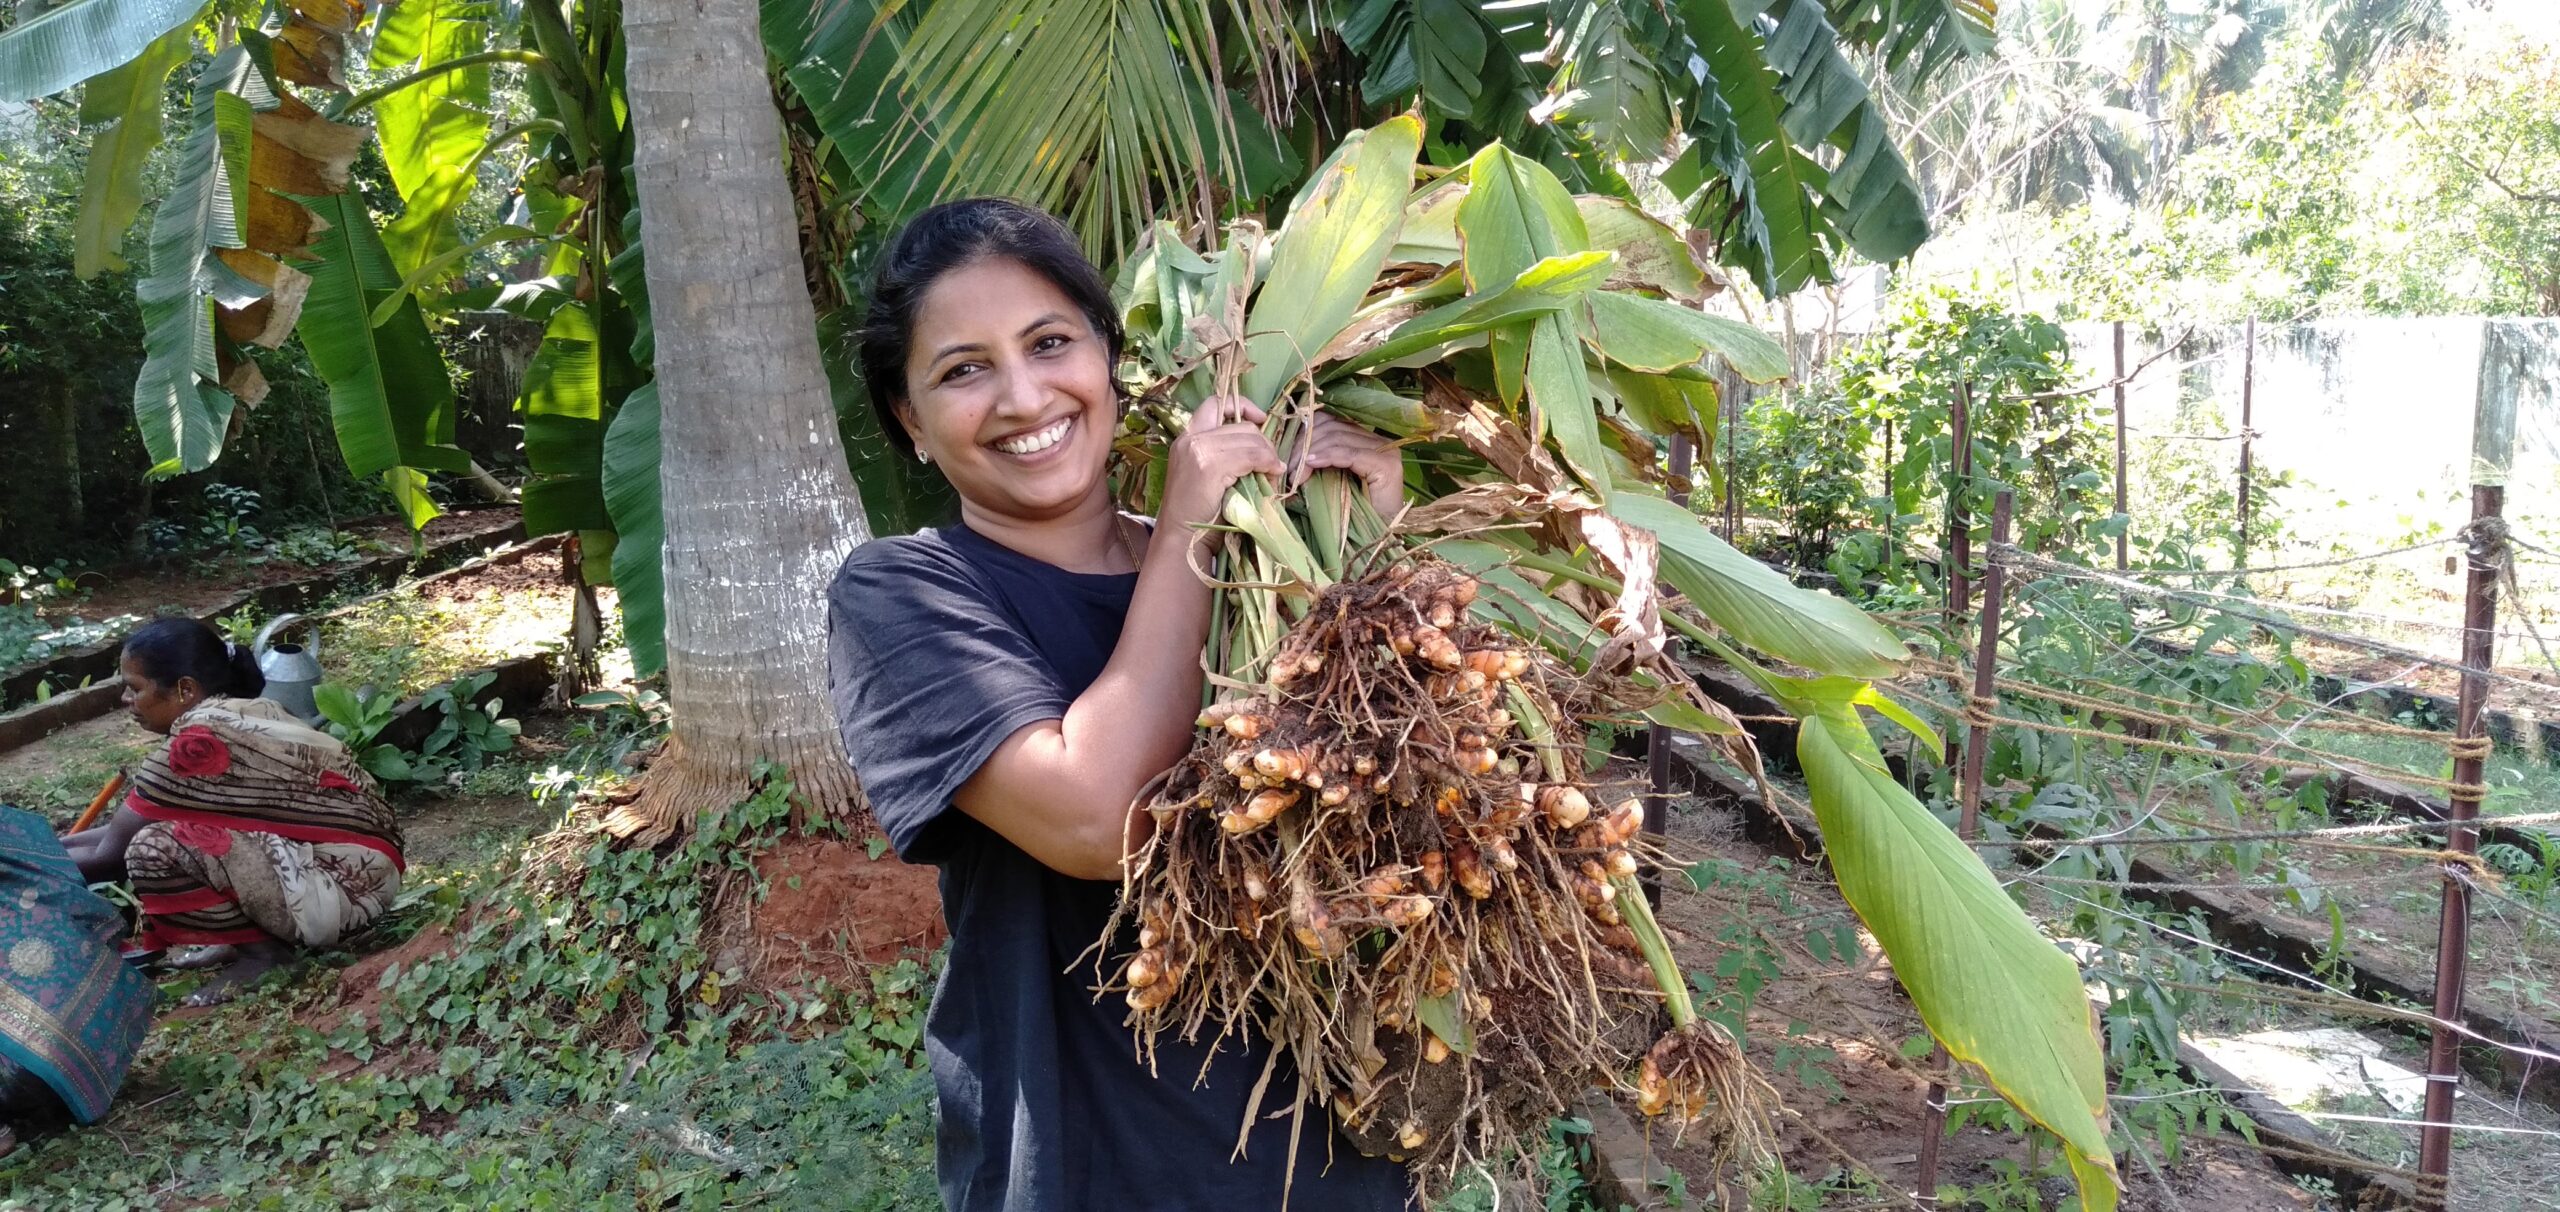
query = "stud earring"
xmin=917 ymin=449 xmax=932 ymax=465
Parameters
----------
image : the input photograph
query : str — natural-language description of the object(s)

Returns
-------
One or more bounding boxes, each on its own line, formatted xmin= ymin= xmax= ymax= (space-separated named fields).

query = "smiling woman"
xmin=826 ymin=198 xmax=1409 ymax=1211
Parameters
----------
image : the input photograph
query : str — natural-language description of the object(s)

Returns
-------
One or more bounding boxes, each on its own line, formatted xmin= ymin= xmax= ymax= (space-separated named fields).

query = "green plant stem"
xmin=1612 ymin=873 xmax=1696 ymax=1029
xmin=1506 ymin=683 xmax=1568 ymax=783
xmin=330 ymin=51 xmax=552 ymax=119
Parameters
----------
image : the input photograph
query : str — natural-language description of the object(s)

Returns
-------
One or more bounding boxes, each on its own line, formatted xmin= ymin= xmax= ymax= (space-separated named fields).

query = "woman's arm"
xmin=952 ymin=398 xmax=1282 ymax=880
xmin=63 ymin=806 xmax=149 ymax=883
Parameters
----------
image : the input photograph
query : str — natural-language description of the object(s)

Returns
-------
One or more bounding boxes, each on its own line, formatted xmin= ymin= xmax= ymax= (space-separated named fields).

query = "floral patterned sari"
xmin=122 ymin=697 xmax=404 ymax=950
xmin=0 ymin=806 xmax=152 ymax=1124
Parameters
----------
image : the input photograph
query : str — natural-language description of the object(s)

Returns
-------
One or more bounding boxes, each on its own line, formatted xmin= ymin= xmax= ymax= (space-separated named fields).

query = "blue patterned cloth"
xmin=0 ymin=806 xmax=154 ymax=1124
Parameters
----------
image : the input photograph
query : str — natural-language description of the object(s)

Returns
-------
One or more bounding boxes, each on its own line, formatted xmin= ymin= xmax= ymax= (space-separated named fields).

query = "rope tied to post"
xmin=1964 ymin=695 xmax=1997 ymax=730
xmin=2446 ymin=734 xmax=2495 ymax=804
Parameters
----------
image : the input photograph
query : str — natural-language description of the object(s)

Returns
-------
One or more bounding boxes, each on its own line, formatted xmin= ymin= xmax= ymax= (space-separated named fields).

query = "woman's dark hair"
xmin=857 ymin=198 xmax=1125 ymax=457
xmin=122 ymin=616 xmax=264 ymax=699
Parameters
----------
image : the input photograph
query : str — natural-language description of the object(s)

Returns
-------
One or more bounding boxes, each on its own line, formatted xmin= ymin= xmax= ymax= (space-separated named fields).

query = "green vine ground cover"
xmin=0 ymin=697 xmax=1629 ymax=1210
xmin=0 ymin=754 xmax=947 ymax=1211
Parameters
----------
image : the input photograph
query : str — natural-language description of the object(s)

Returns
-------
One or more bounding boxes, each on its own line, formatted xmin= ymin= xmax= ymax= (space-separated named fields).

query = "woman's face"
xmin=120 ymin=656 xmax=196 ymax=735
xmin=897 ymin=257 xmax=1117 ymax=524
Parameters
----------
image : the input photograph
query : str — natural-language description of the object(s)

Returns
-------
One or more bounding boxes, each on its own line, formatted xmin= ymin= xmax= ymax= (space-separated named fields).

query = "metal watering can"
xmin=251 ymin=613 xmax=324 ymax=722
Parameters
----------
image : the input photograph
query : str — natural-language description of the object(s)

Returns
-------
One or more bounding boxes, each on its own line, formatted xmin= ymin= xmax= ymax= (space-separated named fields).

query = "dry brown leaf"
xmin=218 ymin=349 xmax=271 ymax=408
xmin=213 ymin=250 xmax=311 ymax=346
xmin=1577 ymin=512 xmax=1666 ymax=663
xmin=1310 ymin=297 xmax=1432 ymax=367
xmin=250 ymin=97 xmax=367 ymax=198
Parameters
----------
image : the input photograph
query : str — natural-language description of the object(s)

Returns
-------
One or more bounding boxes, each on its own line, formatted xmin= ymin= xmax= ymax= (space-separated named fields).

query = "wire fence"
xmin=1688 ymin=498 xmax=2560 ymax=1206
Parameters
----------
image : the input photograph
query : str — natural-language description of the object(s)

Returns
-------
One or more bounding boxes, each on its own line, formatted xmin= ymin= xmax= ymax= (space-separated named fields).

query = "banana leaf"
xmin=603 ymin=383 xmax=665 ymax=676
xmin=289 ymin=192 xmax=471 ymax=482
xmin=1749 ymin=0 xmax=1929 ymax=265
xmin=0 ymin=0 xmax=202 ymax=104
xmin=368 ymin=0 xmax=494 ymax=275
xmin=518 ymin=301 xmax=614 ymax=535
xmin=131 ymin=47 xmax=252 ymax=477
xmin=1670 ymin=0 xmax=1832 ymax=296
xmin=71 ymin=22 xmax=192 ymax=277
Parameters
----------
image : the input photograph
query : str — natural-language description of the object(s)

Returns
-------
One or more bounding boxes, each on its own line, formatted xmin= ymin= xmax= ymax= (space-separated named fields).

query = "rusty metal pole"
xmin=2113 ymin=322 xmax=2129 ymax=571
xmin=1942 ymin=384 xmax=1974 ymax=777
xmin=2417 ymin=486 xmax=2502 ymax=1205
xmin=1948 ymin=382 xmax=1974 ymax=625
xmin=1959 ymin=492 xmax=2013 ymax=838
xmin=1642 ymin=435 xmax=1696 ymax=910
xmin=1917 ymin=490 xmax=2010 ymax=1206
xmin=2414 ymin=358 xmax=2517 ymax=1207
xmin=2236 ymin=318 xmax=2256 ymax=569
xmin=1884 ymin=418 xmax=1898 ymax=575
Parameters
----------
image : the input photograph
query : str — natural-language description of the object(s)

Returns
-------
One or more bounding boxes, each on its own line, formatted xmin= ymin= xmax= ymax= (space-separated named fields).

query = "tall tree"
xmin=613 ymin=0 xmax=871 ymax=838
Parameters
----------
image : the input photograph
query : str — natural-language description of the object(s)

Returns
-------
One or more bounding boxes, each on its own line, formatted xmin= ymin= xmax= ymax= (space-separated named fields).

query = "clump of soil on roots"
xmin=1114 ymin=556 xmax=1770 ymax=1194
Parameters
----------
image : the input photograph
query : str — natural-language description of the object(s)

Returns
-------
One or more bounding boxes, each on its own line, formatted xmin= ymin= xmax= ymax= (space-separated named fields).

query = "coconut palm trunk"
xmin=614 ymin=0 xmax=872 ymax=840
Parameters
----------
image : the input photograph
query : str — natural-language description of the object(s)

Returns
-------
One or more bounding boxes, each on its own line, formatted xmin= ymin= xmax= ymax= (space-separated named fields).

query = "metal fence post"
xmin=1884 ymin=418 xmax=1899 ymax=575
xmin=1947 ymin=382 xmax=1974 ymax=628
xmin=2236 ymin=317 xmax=2256 ymax=569
xmin=2113 ymin=322 xmax=2129 ymax=571
xmin=2417 ymin=487 xmax=2502 ymax=1207
xmin=1960 ymin=492 xmax=2013 ymax=839
xmin=2416 ymin=356 xmax=2519 ymax=1207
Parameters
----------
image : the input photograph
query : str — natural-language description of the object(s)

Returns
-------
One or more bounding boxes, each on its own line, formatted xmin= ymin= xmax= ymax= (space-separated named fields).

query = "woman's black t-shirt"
xmin=825 ymin=522 xmax=1412 ymax=1212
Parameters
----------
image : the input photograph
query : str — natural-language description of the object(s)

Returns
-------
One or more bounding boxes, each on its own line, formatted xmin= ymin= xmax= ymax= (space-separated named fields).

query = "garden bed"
xmin=1618 ymin=766 xmax=2325 ymax=1209
xmin=1652 ymin=728 xmax=2560 ymax=1210
xmin=0 ymin=530 xmax=578 ymax=765
xmin=1693 ymin=656 xmax=2560 ymax=1114
xmin=1670 ymin=652 xmax=2560 ymax=1206
xmin=0 ymin=506 xmax=526 ymax=710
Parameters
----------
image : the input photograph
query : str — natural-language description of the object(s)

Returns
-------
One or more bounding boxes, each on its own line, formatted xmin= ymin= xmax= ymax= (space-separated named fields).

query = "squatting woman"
xmin=62 ymin=617 xmax=403 ymax=1007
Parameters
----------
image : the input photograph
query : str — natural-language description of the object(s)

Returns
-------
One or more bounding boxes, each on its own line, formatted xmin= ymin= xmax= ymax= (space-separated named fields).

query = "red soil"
xmin=321 ymin=923 xmax=459 ymax=1031
xmin=747 ymin=835 xmax=946 ymax=994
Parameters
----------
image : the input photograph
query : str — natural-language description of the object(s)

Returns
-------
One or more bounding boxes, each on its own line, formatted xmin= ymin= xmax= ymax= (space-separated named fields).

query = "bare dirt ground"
xmin=1638 ymin=793 xmax=2324 ymax=1210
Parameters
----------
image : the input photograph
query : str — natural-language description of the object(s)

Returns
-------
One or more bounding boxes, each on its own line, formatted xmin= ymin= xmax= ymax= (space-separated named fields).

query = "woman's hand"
xmin=1158 ymin=395 xmax=1284 ymax=536
xmin=1292 ymin=412 xmax=1406 ymax=518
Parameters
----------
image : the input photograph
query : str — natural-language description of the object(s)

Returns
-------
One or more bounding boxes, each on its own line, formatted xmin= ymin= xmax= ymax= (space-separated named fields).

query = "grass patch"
xmin=0 ymin=716 xmax=156 ymax=827
xmin=320 ymin=555 xmax=576 ymax=701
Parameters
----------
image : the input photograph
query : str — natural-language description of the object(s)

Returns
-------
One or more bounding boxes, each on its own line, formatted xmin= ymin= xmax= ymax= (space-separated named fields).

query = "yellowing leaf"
xmin=1577 ymin=196 xmax=1705 ymax=301
xmin=1610 ymin=491 xmax=1906 ymax=678
xmin=1582 ymin=291 xmax=1787 ymax=381
xmin=1768 ymin=673 xmax=2119 ymax=1212
xmin=1239 ymin=115 xmax=1423 ymax=407
xmin=72 ymin=23 xmax=192 ymax=278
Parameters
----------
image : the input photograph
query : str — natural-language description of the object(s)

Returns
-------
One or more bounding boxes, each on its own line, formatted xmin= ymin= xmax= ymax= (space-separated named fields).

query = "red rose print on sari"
xmin=170 ymin=819 xmax=234 ymax=857
xmin=167 ymin=727 xmax=232 ymax=779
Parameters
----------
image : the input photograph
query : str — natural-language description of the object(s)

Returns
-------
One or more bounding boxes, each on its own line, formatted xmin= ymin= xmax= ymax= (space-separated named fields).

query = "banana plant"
xmin=1112 ymin=120 xmax=2121 ymax=1211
